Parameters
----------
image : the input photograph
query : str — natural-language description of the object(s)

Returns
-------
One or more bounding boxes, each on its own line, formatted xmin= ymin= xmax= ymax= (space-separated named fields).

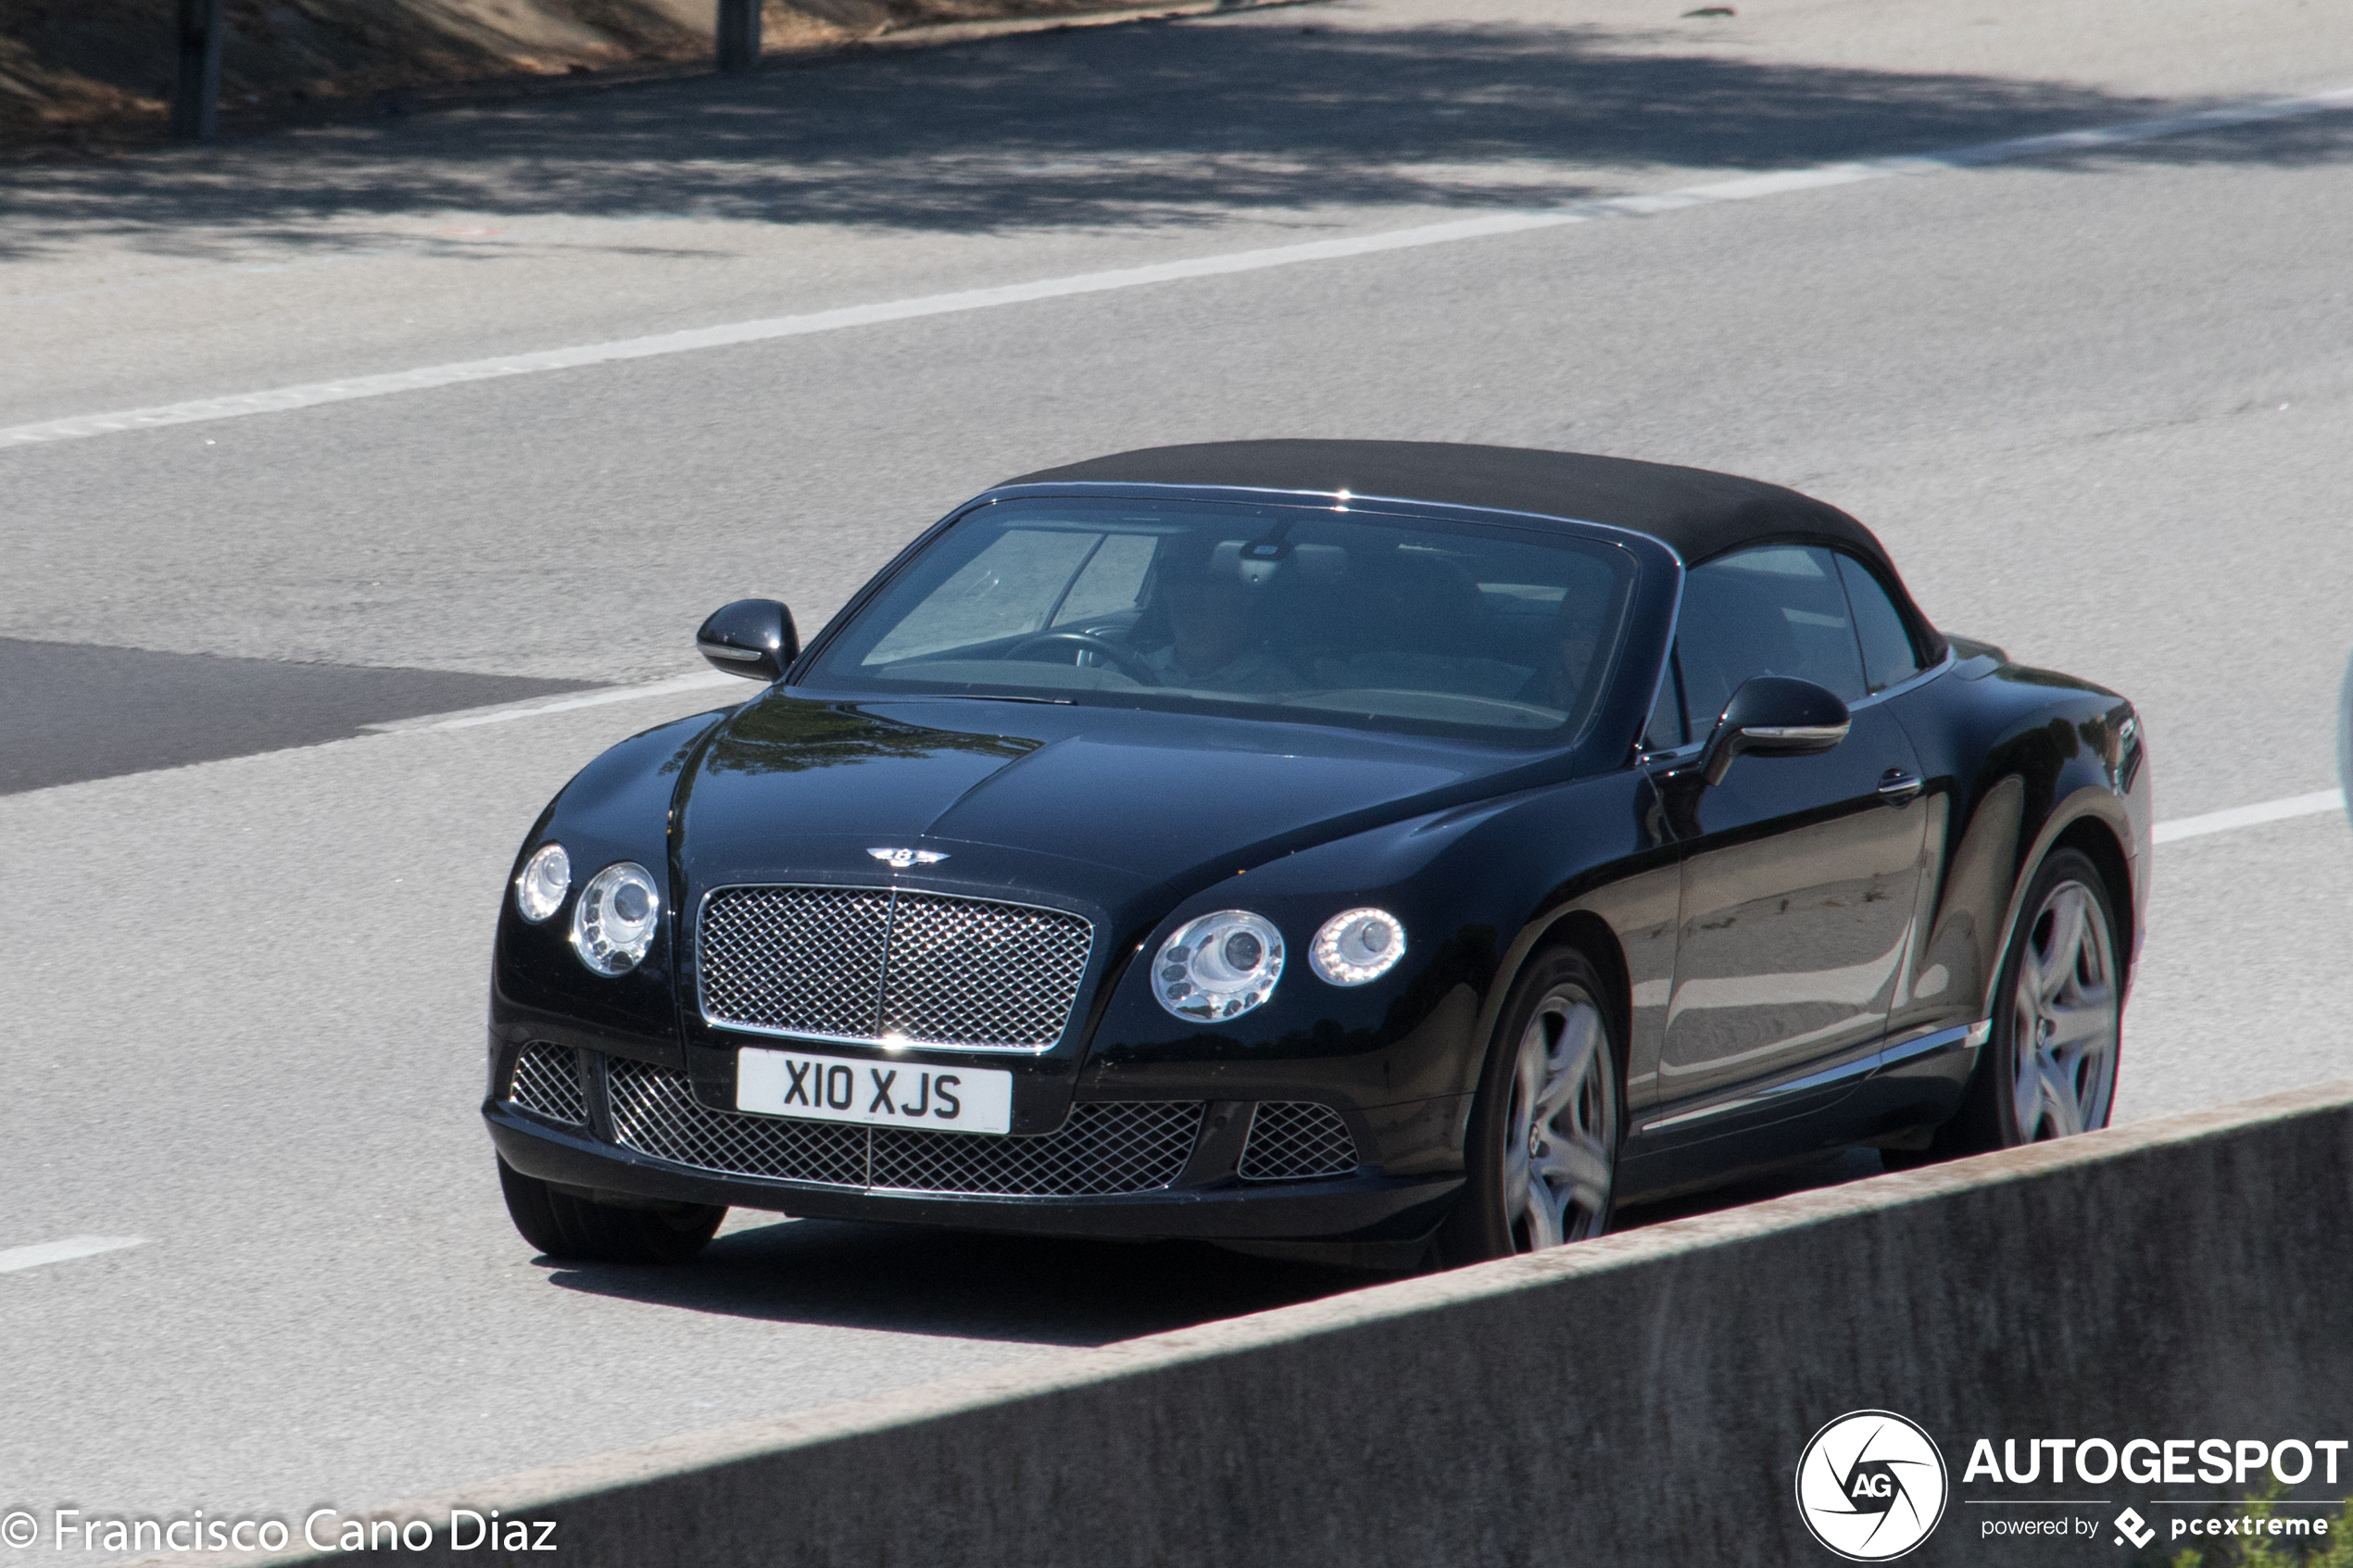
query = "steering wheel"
xmin=1003 ymin=631 xmax=1159 ymax=685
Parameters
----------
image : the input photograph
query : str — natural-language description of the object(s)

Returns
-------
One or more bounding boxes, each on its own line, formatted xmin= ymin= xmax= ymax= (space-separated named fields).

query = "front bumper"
xmin=484 ymin=1048 xmax=1463 ymax=1244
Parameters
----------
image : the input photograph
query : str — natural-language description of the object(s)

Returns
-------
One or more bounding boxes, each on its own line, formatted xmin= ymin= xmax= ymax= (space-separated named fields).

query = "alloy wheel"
xmin=2008 ymin=878 xmax=2120 ymax=1140
xmin=1502 ymin=985 xmax=1617 ymax=1249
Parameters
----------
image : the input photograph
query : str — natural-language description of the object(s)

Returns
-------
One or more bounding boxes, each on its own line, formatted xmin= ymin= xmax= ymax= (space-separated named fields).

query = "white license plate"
xmin=735 ymin=1047 xmax=1013 ymax=1135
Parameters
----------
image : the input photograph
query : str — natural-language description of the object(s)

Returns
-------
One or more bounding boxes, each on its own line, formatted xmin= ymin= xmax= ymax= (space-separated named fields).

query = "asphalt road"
xmin=3 ymin=0 xmax=2351 ymax=1550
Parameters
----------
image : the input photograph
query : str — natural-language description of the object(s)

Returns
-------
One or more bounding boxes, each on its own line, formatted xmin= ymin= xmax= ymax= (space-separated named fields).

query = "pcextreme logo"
xmin=1796 ymin=1411 xmax=1953 ymax=1562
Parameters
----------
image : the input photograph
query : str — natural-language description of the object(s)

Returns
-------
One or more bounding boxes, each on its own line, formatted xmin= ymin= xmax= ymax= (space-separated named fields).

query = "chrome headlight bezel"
xmin=571 ymin=860 xmax=661 ymax=976
xmin=513 ymin=842 xmax=572 ymax=924
xmin=1309 ymin=908 xmax=1407 ymax=986
xmin=1151 ymin=909 xmax=1285 ymax=1022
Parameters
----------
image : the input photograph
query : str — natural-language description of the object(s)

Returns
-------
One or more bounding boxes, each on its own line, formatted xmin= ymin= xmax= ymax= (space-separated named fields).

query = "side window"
xmin=1675 ymin=546 xmax=1869 ymax=722
xmin=1642 ymin=653 xmax=1688 ymax=750
xmin=1835 ymin=554 xmax=1922 ymax=693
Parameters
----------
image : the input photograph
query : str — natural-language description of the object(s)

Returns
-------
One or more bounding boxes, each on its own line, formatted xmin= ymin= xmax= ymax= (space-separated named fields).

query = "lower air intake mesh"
xmin=604 ymin=1058 xmax=1201 ymax=1197
xmin=506 ymin=1043 xmax=585 ymax=1124
xmin=1238 ymin=1101 xmax=1360 ymax=1181
xmin=607 ymin=1057 xmax=868 ymax=1187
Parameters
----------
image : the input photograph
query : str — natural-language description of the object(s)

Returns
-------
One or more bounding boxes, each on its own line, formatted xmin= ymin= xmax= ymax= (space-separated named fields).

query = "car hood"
xmin=675 ymin=692 xmax=1542 ymax=903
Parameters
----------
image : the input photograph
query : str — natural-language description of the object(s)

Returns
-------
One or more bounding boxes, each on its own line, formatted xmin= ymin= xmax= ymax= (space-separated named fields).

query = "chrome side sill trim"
xmin=1641 ymin=1048 xmax=1876 ymax=1134
xmin=1878 ymin=1020 xmax=1990 ymax=1068
xmin=1638 ymin=1019 xmax=1989 ymax=1135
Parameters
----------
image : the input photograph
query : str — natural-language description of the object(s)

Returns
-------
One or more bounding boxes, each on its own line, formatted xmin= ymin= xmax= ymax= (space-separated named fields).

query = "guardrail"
xmin=151 ymin=1080 xmax=2353 ymax=1566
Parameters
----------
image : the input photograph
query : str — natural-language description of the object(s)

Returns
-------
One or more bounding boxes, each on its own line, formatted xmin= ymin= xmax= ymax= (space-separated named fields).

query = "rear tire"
xmin=1436 ymin=946 xmax=1622 ymax=1267
xmin=1905 ymin=847 xmax=2122 ymax=1162
xmin=497 ymin=1156 xmax=725 ymax=1264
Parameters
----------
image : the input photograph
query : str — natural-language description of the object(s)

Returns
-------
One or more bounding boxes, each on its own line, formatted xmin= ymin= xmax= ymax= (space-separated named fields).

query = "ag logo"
xmin=1795 ymin=1411 xmax=1950 ymax=1561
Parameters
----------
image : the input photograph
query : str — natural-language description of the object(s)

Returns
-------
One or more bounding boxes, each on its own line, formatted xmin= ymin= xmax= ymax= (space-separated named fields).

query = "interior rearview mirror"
xmin=1701 ymin=675 xmax=1851 ymax=786
xmin=696 ymin=598 xmax=799 ymax=683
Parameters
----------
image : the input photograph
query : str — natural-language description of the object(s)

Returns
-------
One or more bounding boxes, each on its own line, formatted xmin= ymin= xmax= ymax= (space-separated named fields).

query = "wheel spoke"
xmin=2039 ymin=1058 xmax=2085 ymax=1137
xmin=2035 ymin=889 xmax=2088 ymax=1003
xmin=1502 ymin=1140 xmax=1532 ymax=1219
xmin=2011 ymin=1041 xmax=2047 ymax=1138
xmin=1537 ymin=1135 xmax=1613 ymax=1216
xmin=1516 ymin=1018 xmax=1552 ymax=1112
xmin=1523 ymin=1185 xmax=1566 ymax=1249
xmin=1528 ymin=1012 xmax=1579 ymax=1113
xmin=2044 ymin=997 xmax=2112 ymax=1051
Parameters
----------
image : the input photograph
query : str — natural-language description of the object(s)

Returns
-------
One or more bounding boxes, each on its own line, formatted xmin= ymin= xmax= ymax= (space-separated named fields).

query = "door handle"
xmin=1877 ymin=769 xmax=1923 ymax=807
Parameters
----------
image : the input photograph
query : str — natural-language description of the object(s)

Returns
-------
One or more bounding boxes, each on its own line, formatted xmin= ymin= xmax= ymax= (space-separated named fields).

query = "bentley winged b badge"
xmin=867 ymin=847 xmax=950 ymax=868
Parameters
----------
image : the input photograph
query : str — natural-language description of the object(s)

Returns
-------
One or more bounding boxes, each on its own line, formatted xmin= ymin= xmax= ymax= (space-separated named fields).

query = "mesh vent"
xmin=608 ymin=1057 xmax=867 ymax=1186
xmin=604 ymin=1059 xmax=1200 ymax=1197
xmin=1238 ymin=1102 xmax=1359 ymax=1181
xmin=699 ymin=884 xmax=1092 ymax=1050
xmin=507 ymin=1043 xmax=585 ymax=1124
xmin=872 ymin=1103 xmax=1202 ymax=1197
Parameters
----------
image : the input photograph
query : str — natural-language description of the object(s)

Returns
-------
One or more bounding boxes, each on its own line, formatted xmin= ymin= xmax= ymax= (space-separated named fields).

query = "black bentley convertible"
xmin=485 ymin=442 xmax=2149 ymax=1266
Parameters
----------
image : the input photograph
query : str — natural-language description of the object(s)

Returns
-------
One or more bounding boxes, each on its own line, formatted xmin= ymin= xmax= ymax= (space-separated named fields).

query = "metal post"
xmin=716 ymin=0 xmax=761 ymax=73
xmin=171 ymin=0 xmax=226 ymax=142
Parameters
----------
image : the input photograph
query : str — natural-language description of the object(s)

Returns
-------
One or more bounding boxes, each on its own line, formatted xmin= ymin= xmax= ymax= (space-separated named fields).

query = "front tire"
xmin=1437 ymin=946 xmax=1622 ymax=1266
xmin=1910 ymin=847 xmax=2122 ymax=1161
xmin=497 ymin=1157 xmax=725 ymax=1264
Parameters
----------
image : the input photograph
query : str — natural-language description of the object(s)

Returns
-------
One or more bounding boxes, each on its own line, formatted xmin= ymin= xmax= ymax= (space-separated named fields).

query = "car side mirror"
xmin=696 ymin=598 xmax=799 ymax=682
xmin=1701 ymin=675 xmax=1851 ymax=786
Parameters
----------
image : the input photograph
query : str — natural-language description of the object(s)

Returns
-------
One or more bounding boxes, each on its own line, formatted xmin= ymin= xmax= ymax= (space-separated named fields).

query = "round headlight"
xmin=1152 ymin=910 xmax=1284 ymax=1022
xmin=514 ymin=843 xmax=571 ymax=923
xmin=572 ymin=861 xmax=661 ymax=975
xmin=1310 ymin=908 xmax=1406 ymax=985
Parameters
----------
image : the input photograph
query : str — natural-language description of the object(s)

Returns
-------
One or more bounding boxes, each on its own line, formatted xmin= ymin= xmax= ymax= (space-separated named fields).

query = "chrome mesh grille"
xmin=699 ymin=885 xmax=1092 ymax=1050
xmin=507 ymin=1043 xmax=585 ymax=1124
xmin=1238 ymin=1102 xmax=1359 ymax=1181
xmin=700 ymin=886 xmax=891 ymax=1042
xmin=604 ymin=1059 xmax=1199 ymax=1196
xmin=608 ymin=1058 xmax=867 ymax=1186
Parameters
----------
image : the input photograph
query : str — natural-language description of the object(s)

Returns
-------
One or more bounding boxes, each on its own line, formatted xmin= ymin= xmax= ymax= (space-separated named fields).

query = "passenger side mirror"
xmin=1701 ymin=675 xmax=1850 ymax=786
xmin=696 ymin=598 xmax=799 ymax=682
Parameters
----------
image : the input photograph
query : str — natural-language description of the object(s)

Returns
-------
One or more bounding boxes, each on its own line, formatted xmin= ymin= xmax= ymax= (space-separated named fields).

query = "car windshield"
xmin=802 ymin=498 xmax=1642 ymax=741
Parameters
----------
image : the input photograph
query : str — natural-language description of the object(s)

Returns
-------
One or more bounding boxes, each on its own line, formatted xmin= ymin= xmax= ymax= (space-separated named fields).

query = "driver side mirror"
xmin=1701 ymin=675 xmax=1851 ymax=786
xmin=696 ymin=598 xmax=799 ymax=682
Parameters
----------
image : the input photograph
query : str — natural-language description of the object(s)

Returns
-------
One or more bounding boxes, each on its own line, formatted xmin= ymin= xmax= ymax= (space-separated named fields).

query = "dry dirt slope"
xmin=0 ymin=0 xmax=1121 ymax=146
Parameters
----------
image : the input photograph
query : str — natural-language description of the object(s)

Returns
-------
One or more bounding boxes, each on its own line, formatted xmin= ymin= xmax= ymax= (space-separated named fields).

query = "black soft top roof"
xmin=1002 ymin=440 xmax=1889 ymax=573
xmin=1003 ymin=439 xmax=1944 ymax=660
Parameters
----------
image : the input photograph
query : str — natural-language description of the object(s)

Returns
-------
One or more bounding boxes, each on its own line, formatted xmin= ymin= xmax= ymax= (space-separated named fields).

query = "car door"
xmin=1644 ymin=546 xmax=1929 ymax=1125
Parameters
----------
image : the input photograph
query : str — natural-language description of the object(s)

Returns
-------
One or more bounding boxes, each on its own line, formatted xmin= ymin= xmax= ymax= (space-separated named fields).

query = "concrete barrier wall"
xmin=164 ymin=1081 xmax=2353 ymax=1567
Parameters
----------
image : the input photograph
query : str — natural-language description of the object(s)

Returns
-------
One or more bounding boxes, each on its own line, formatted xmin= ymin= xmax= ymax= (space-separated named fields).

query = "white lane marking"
xmin=2152 ymin=788 xmax=2346 ymax=844
xmin=361 ymin=669 xmax=744 ymax=734
xmin=0 ymin=1236 xmax=147 ymax=1274
xmin=5 ymin=83 xmax=2349 ymax=450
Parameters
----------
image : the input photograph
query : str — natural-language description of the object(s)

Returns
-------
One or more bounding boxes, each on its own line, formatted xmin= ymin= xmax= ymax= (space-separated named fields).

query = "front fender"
xmin=488 ymin=707 xmax=736 ymax=1066
xmin=1077 ymin=769 xmax=1668 ymax=1131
